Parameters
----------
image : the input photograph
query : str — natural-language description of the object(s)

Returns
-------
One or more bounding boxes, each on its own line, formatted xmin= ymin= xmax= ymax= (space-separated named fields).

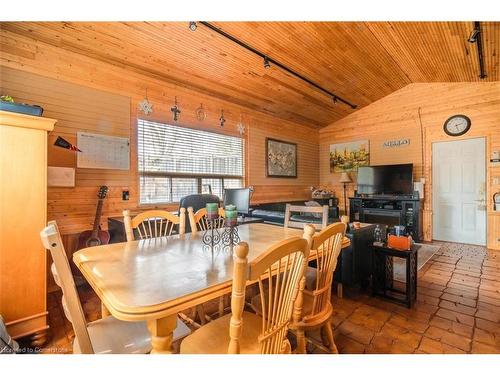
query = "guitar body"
xmin=77 ymin=229 xmax=110 ymax=249
xmin=76 ymin=185 xmax=110 ymax=250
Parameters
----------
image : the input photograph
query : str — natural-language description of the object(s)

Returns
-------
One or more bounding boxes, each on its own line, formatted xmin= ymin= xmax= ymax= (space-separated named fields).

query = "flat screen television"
xmin=357 ymin=164 xmax=414 ymax=196
xmin=223 ymin=188 xmax=251 ymax=215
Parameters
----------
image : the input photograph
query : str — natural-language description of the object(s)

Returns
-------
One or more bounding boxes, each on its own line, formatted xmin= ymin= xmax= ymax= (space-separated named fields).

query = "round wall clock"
xmin=443 ymin=115 xmax=471 ymax=136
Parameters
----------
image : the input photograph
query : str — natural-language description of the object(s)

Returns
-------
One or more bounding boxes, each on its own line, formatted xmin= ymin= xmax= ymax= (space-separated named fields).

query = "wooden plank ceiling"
xmin=1 ymin=21 xmax=498 ymax=127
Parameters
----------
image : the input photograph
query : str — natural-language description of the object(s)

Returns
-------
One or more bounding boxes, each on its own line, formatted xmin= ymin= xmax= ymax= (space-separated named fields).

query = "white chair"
xmin=40 ymin=221 xmax=190 ymax=354
xmin=284 ymin=204 xmax=329 ymax=230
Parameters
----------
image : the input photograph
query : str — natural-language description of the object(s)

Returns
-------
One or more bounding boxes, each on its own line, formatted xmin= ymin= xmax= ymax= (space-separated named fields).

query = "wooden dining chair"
xmin=180 ymin=236 xmax=310 ymax=354
xmin=123 ymin=208 xmax=186 ymax=241
xmin=40 ymin=221 xmax=190 ymax=354
xmin=187 ymin=206 xmax=226 ymax=234
xmin=290 ymin=222 xmax=346 ymax=354
xmin=284 ymin=204 xmax=329 ymax=230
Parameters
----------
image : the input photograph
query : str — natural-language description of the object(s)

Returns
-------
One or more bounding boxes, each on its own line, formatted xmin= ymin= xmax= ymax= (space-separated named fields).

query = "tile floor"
xmin=29 ymin=241 xmax=500 ymax=354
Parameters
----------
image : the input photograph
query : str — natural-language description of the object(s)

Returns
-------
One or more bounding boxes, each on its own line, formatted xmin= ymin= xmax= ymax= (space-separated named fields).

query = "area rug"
xmin=393 ymin=243 xmax=441 ymax=282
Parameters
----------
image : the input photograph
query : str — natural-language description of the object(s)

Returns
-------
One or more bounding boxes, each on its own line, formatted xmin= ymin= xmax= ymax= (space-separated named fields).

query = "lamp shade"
xmin=339 ymin=172 xmax=352 ymax=183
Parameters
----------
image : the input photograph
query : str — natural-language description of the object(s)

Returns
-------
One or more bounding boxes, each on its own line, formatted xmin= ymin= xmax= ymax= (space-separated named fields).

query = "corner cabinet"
xmin=0 ymin=110 xmax=56 ymax=345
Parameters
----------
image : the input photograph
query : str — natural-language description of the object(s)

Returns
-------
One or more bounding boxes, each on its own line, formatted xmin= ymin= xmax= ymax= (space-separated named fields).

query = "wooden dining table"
xmin=73 ymin=223 xmax=350 ymax=354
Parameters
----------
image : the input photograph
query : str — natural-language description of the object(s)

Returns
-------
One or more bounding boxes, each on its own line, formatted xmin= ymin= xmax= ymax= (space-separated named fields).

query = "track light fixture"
xmin=332 ymin=96 xmax=338 ymax=104
xmin=263 ymin=56 xmax=271 ymax=69
xmin=195 ymin=21 xmax=357 ymax=109
xmin=189 ymin=22 xmax=197 ymax=31
xmin=468 ymin=22 xmax=487 ymax=79
xmin=468 ymin=28 xmax=480 ymax=43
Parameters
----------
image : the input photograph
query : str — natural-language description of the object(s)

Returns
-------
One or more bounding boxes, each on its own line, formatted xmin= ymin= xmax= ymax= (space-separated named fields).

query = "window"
xmin=138 ymin=119 xmax=244 ymax=204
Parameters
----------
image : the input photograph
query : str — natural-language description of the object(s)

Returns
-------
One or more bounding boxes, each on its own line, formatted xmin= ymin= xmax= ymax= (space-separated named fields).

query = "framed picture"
xmin=329 ymin=140 xmax=369 ymax=173
xmin=266 ymin=138 xmax=297 ymax=178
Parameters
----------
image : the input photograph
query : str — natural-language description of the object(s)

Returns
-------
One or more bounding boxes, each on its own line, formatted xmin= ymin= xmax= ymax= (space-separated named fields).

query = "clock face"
xmin=444 ymin=115 xmax=471 ymax=136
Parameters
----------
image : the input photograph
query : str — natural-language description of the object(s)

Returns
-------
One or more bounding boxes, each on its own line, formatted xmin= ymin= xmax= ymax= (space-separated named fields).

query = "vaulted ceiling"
xmin=1 ymin=22 xmax=498 ymax=127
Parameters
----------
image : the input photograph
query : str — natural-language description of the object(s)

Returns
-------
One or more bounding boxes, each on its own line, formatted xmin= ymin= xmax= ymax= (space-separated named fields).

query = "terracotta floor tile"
xmin=475 ymin=309 xmax=500 ymax=323
xmin=424 ymin=326 xmax=471 ymax=352
xmin=440 ymin=292 xmax=477 ymax=307
xmin=333 ymin=333 xmax=366 ymax=354
xmin=471 ymin=341 xmax=500 ymax=354
xmin=337 ymin=319 xmax=376 ymax=345
xmin=418 ymin=337 xmax=466 ymax=354
xmin=429 ymin=316 xmax=473 ymax=338
xmin=435 ymin=308 xmax=475 ymax=326
xmin=473 ymin=328 xmax=500 ymax=347
xmin=438 ymin=300 xmax=477 ymax=316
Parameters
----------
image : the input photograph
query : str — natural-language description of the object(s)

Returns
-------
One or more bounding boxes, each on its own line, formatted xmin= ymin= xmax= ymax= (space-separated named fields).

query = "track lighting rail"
xmin=196 ymin=21 xmax=358 ymax=109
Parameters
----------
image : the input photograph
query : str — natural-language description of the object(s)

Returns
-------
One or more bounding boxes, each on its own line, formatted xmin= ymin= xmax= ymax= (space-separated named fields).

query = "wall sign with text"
xmin=383 ymin=138 xmax=411 ymax=148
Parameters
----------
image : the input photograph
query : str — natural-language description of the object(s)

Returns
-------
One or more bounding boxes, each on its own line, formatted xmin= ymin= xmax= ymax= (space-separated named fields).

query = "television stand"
xmin=348 ymin=196 xmax=423 ymax=242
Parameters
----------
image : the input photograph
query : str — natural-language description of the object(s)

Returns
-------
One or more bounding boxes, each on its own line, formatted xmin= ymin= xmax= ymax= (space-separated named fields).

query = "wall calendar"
xmin=77 ymin=131 xmax=130 ymax=170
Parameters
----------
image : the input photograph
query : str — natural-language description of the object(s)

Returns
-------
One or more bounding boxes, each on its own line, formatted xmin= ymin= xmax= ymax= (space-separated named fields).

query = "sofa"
xmin=249 ymin=199 xmax=339 ymax=225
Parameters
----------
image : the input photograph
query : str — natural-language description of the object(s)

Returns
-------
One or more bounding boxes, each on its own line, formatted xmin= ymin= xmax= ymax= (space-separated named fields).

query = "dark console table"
xmin=371 ymin=242 xmax=419 ymax=308
xmin=349 ymin=196 xmax=423 ymax=242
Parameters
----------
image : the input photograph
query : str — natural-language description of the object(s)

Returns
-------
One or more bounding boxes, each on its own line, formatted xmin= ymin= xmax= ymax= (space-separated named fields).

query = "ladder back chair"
xmin=123 ymin=208 xmax=185 ymax=242
xmin=180 ymin=236 xmax=310 ymax=354
xmin=187 ymin=206 xmax=225 ymax=234
xmin=284 ymin=204 xmax=329 ymax=230
xmin=40 ymin=221 xmax=189 ymax=354
xmin=291 ymin=222 xmax=346 ymax=354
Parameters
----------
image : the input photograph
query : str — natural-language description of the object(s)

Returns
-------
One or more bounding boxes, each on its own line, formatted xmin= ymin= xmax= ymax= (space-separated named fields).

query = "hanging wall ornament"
xmin=196 ymin=103 xmax=206 ymax=121
xmin=219 ymin=110 xmax=226 ymax=127
xmin=170 ymin=96 xmax=181 ymax=121
xmin=138 ymin=89 xmax=153 ymax=115
xmin=236 ymin=113 xmax=245 ymax=136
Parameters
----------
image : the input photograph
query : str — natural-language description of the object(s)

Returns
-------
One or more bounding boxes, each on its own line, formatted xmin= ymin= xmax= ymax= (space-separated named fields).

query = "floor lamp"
xmin=339 ymin=172 xmax=352 ymax=216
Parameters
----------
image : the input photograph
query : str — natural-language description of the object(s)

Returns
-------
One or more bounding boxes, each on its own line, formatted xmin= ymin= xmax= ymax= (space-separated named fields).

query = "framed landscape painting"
xmin=266 ymin=138 xmax=297 ymax=178
xmin=330 ymin=140 xmax=369 ymax=172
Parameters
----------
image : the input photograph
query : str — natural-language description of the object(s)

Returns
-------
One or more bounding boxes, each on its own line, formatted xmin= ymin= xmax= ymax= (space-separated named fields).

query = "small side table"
xmin=371 ymin=242 xmax=419 ymax=308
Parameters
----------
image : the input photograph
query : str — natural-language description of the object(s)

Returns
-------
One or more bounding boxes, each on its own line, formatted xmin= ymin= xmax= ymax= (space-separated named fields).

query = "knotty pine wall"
xmin=0 ymin=30 xmax=319 ymax=239
xmin=319 ymin=82 xmax=500 ymax=249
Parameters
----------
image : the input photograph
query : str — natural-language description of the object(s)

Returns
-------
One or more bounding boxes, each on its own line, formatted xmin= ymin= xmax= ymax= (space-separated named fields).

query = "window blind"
xmin=138 ymin=119 xmax=244 ymax=204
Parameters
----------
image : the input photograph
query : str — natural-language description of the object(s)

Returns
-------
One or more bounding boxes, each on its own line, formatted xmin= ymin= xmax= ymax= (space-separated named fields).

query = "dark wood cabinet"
xmin=349 ymin=197 xmax=423 ymax=242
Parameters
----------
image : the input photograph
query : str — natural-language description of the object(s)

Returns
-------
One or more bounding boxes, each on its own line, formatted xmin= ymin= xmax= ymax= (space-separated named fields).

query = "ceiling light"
xmin=263 ymin=56 xmax=271 ymax=69
xmin=189 ymin=22 xmax=197 ymax=31
xmin=333 ymin=96 xmax=338 ymax=104
xmin=468 ymin=28 xmax=480 ymax=43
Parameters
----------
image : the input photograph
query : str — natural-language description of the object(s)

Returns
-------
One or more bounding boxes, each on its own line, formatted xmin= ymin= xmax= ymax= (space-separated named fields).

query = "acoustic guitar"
xmin=77 ymin=186 xmax=110 ymax=248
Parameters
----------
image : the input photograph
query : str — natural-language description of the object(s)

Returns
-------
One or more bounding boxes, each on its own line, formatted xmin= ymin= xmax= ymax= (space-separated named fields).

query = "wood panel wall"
xmin=319 ymin=82 xmax=500 ymax=250
xmin=0 ymin=30 xmax=319 ymax=238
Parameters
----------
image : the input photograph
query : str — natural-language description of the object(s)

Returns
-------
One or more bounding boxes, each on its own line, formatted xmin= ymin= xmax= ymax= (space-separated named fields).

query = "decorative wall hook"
xmin=171 ymin=96 xmax=181 ymax=121
xmin=219 ymin=109 xmax=226 ymax=127
xmin=196 ymin=103 xmax=206 ymax=121
xmin=236 ymin=113 xmax=245 ymax=136
xmin=138 ymin=88 xmax=153 ymax=116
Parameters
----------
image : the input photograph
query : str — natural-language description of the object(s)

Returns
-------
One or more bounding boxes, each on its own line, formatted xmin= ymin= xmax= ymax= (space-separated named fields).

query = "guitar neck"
xmin=91 ymin=199 xmax=104 ymax=237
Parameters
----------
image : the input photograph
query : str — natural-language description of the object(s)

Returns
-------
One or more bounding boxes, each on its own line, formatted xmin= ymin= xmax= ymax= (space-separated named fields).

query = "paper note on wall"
xmin=77 ymin=132 xmax=130 ymax=170
xmin=48 ymin=166 xmax=76 ymax=187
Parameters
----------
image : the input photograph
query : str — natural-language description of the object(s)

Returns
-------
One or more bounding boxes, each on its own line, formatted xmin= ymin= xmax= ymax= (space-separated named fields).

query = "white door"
xmin=432 ymin=138 xmax=486 ymax=245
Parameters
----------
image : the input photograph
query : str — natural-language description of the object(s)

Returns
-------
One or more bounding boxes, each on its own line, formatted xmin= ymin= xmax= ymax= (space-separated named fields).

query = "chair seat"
xmin=73 ymin=315 xmax=190 ymax=354
xmin=180 ymin=311 xmax=263 ymax=354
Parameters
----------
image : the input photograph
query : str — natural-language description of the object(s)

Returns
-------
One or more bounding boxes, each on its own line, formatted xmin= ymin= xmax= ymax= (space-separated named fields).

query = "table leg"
xmin=101 ymin=302 xmax=110 ymax=318
xmin=147 ymin=315 xmax=178 ymax=354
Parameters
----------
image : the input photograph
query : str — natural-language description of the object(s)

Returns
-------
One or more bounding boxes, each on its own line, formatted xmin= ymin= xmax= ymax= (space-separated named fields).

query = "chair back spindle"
xmin=284 ymin=204 xmax=329 ymax=230
xmin=229 ymin=237 xmax=309 ymax=354
xmin=188 ymin=207 xmax=226 ymax=234
xmin=304 ymin=222 xmax=346 ymax=321
xmin=123 ymin=208 xmax=185 ymax=241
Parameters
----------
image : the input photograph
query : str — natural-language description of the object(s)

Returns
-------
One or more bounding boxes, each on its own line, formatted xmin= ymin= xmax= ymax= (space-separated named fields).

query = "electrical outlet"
xmin=122 ymin=190 xmax=129 ymax=201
